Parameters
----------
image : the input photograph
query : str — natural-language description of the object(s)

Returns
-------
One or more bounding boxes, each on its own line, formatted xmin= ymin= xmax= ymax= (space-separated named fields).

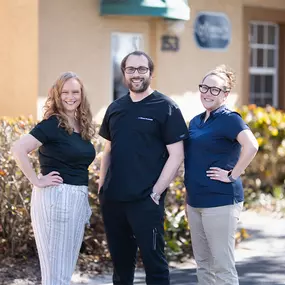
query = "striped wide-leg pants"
xmin=31 ymin=183 xmax=92 ymax=285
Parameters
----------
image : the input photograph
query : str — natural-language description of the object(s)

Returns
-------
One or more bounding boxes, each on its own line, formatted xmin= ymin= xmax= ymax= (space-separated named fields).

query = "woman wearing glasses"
xmin=184 ymin=65 xmax=258 ymax=285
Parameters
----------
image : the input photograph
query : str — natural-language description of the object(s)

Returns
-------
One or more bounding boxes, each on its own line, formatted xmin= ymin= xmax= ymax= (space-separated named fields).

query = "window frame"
xmin=249 ymin=21 xmax=279 ymax=107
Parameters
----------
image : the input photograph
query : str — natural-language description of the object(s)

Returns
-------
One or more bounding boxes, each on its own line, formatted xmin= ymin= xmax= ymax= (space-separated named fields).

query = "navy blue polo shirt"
xmin=184 ymin=105 xmax=249 ymax=208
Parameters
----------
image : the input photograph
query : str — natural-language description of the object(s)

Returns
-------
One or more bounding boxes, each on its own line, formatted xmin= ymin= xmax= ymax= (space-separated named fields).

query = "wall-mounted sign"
xmin=194 ymin=12 xmax=231 ymax=50
xmin=161 ymin=35 xmax=179 ymax=52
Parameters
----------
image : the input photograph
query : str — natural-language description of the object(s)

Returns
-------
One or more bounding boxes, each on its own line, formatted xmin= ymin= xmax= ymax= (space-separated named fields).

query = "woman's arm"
xmin=230 ymin=130 xmax=259 ymax=179
xmin=207 ymin=129 xmax=259 ymax=182
xmin=11 ymin=134 xmax=63 ymax=187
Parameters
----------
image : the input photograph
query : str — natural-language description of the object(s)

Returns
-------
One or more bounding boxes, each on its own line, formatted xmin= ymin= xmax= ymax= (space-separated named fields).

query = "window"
xmin=111 ymin=33 xmax=143 ymax=100
xmin=249 ymin=22 xmax=279 ymax=107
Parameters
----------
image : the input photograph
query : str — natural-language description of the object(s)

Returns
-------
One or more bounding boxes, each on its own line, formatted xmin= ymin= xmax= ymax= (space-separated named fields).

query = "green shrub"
xmin=0 ymin=117 xmax=190 ymax=264
xmin=1 ymin=105 xmax=284 ymax=265
xmin=165 ymin=172 xmax=191 ymax=261
xmin=237 ymin=105 xmax=285 ymax=206
xmin=0 ymin=117 xmax=109 ymax=264
xmin=0 ymin=117 xmax=37 ymax=257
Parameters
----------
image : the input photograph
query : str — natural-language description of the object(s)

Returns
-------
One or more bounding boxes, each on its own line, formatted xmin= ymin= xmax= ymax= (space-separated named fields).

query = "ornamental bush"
xmin=237 ymin=105 xmax=285 ymax=207
xmin=1 ymin=105 xmax=283 ymax=264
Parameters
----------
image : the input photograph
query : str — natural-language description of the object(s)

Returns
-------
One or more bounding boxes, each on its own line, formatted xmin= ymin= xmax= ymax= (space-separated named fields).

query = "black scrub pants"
xmin=100 ymin=193 xmax=170 ymax=285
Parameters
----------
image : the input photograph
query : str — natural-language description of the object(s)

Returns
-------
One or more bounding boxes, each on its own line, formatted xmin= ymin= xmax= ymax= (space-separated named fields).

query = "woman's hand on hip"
xmin=34 ymin=171 xmax=63 ymax=188
xmin=206 ymin=167 xmax=231 ymax=183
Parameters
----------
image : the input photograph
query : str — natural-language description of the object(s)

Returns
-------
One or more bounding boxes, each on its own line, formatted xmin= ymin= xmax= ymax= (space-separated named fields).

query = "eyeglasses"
xmin=199 ymin=84 xmax=228 ymax=96
xmin=124 ymin=66 xmax=149 ymax=74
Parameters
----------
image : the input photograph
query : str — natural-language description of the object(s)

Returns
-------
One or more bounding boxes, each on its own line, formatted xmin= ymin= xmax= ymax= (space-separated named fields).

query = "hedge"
xmin=0 ymin=105 xmax=284 ymax=265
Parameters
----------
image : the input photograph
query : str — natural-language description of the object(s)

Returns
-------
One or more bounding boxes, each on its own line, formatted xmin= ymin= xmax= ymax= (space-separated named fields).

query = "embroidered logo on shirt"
xmin=179 ymin=134 xmax=186 ymax=138
xmin=137 ymin=117 xmax=153 ymax=121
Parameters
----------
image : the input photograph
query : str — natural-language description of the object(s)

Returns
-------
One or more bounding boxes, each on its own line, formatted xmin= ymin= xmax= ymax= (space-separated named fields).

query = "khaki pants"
xmin=187 ymin=202 xmax=243 ymax=285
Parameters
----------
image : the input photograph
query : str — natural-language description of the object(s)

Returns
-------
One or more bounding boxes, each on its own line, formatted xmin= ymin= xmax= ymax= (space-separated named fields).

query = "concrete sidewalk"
xmin=71 ymin=210 xmax=285 ymax=285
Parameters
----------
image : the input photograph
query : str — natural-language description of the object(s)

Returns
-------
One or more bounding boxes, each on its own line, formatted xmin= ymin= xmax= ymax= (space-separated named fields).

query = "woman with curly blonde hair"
xmin=11 ymin=72 xmax=96 ymax=285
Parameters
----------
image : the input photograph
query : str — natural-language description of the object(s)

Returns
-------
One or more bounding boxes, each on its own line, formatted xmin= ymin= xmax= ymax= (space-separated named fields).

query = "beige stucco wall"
xmin=2 ymin=0 xmax=284 ymax=119
xmin=39 ymin=0 xmax=246 ymax=122
xmin=38 ymin=0 xmax=150 ymax=121
xmin=153 ymin=0 xmax=244 ymax=120
xmin=0 ymin=0 xmax=38 ymax=117
xmin=243 ymin=0 xmax=285 ymax=9
xmin=154 ymin=0 xmax=285 ymax=120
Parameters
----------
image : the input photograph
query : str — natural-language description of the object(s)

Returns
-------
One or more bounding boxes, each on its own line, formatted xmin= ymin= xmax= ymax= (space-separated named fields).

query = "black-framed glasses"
xmin=124 ymin=66 xmax=149 ymax=74
xmin=199 ymin=84 xmax=228 ymax=96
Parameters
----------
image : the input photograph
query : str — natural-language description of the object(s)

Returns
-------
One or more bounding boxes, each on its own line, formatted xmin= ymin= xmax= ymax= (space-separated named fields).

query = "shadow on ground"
xmin=237 ymin=256 xmax=285 ymax=285
xmin=132 ymin=256 xmax=285 ymax=285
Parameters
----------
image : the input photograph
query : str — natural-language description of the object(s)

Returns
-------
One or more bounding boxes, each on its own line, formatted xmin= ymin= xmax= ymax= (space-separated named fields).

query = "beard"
xmin=125 ymin=76 xmax=151 ymax=93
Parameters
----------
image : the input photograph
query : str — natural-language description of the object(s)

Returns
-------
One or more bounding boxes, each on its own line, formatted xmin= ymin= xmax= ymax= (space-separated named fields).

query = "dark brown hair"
xmin=203 ymin=64 xmax=236 ymax=92
xmin=120 ymin=51 xmax=154 ymax=75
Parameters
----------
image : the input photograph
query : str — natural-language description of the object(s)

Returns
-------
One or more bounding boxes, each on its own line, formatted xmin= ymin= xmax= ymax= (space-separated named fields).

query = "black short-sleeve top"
xmin=99 ymin=91 xmax=189 ymax=201
xmin=30 ymin=115 xmax=96 ymax=186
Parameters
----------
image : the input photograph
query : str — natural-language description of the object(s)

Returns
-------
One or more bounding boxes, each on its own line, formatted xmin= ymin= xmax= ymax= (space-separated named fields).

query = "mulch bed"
xmin=0 ymin=254 xmax=113 ymax=285
xmin=0 ymin=256 xmax=41 ymax=285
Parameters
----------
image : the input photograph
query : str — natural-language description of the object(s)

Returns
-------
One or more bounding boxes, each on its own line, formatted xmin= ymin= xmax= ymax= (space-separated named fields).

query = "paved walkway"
xmin=72 ymin=210 xmax=285 ymax=285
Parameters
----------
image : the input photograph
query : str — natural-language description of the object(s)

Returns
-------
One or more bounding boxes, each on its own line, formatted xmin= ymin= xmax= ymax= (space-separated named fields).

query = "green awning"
xmin=100 ymin=0 xmax=190 ymax=21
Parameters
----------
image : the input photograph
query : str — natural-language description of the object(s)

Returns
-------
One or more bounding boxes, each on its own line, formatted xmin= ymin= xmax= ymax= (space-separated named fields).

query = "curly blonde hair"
xmin=203 ymin=64 xmax=236 ymax=92
xmin=43 ymin=72 xmax=95 ymax=141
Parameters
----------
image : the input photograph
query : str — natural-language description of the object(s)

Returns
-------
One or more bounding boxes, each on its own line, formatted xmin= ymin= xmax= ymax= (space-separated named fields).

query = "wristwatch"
xmin=227 ymin=170 xmax=236 ymax=182
xmin=151 ymin=192 xmax=161 ymax=202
